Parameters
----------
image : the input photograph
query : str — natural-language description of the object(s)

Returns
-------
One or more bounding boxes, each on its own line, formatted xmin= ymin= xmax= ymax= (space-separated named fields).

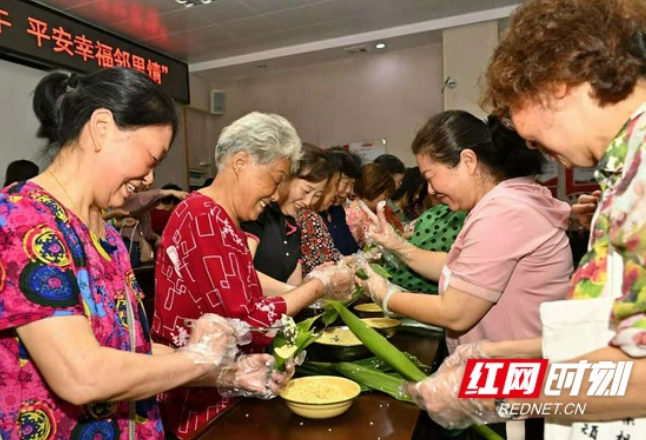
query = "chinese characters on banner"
xmin=0 ymin=0 xmax=189 ymax=103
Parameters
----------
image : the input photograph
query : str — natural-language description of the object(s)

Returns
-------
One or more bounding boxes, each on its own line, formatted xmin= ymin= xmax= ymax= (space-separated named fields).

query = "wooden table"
xmin=191 ymin=332 xmax=444 ymax=440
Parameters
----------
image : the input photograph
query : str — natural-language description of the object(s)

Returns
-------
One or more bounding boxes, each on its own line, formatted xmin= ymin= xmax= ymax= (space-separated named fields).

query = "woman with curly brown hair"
xmin=401 ymin=0 xmax=646 ymax=438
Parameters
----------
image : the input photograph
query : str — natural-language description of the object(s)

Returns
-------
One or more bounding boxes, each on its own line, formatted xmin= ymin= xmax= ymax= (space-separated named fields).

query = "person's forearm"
xmin=282 ymin=279 xmax=325 ymax=315
xmin=151 ymin=343 xmax=175 ymax=356
xmin=396 ymin=247 xmax=447 ymax=282
xmin=258 ymin=271 xmax=294 ymax=297
xmin=387 ymin=287 xmax=491 ymax=332
xmin=287 ymin=264 xmax=303 ymax=286
xmin=388 ymin=292 xmax=457 ymax=328
xmin=151 ymin=344 xmax=230 ymax=388
xmin=19 ymin=317 xmax=212 ymax=405
xmin=45 ymin=347 xmax=210 ymax=404
xmin=484 ymin=338 xmax=543 ymax=359
xmin=97 ymin=350 xmax=212 ymax=401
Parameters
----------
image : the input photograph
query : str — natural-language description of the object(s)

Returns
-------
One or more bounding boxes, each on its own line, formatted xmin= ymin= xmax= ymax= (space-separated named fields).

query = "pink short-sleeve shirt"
xmin=439 ymin=177 xmax=573 ymax=352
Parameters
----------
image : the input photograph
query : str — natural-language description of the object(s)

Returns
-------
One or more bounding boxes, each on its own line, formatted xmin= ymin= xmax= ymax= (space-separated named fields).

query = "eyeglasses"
xmin=499 ymin=112 xmax=541 ymax=151
xmin=500 ymin=114 xmax=515 ymax=131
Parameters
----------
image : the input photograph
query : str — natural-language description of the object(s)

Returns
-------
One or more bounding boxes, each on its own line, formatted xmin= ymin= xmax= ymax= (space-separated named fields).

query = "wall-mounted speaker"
xmin=210 ymin=89 xmax=226 ymax=115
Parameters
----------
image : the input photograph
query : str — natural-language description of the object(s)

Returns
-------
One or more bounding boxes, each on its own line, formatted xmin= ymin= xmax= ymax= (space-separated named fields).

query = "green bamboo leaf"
xmin=327 ymin=300 xmax=426 ymax=382
xmin=370 ymin=263 xmax=392 ymax=279
xmin=472 ymin=424 xmax=505 ymax=440
xmin=355 ymin=268 xmax=369 ymax=280
xmin=336 ymin=362 xmax=414 ymax=403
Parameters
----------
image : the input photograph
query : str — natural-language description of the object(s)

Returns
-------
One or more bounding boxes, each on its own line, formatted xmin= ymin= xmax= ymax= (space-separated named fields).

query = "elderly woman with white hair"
xmin=152 ymin=112 xmax=354 ymax=439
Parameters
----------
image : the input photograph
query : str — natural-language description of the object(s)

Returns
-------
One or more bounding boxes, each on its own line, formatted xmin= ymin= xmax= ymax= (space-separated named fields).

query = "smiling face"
xmin=235 ymin=156 xmax=290 ymax=222
xmin=510 ymin=83 xmax=603 ymax=169
xmin=278 ymin=176 xmax=328 ymax=216
xmin=316 ymin=171 xmax=341 ymax=212
xmin=99 ymin=123 xmax=172 ymax=209
xmin=334 ymin=174 xmax=355 ymax=205
xmin=416 ymin=153 xmax=479 ymax=212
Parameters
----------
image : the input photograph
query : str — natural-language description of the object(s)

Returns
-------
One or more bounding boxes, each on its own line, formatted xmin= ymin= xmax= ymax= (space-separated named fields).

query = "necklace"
xmin=48 ymin=168 xmax=79 ymax=212
xmin=47 ymin=168 xmax=105 ymax=239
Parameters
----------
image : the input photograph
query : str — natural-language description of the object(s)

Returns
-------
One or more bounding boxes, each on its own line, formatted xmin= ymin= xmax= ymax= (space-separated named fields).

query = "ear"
xmin=459 ymin=148 xmax=479 ymax=175
xmin=230 ymin=151 xmax=250 ymax=175
xmin=88 ymin=108 xmax=114 ymax=152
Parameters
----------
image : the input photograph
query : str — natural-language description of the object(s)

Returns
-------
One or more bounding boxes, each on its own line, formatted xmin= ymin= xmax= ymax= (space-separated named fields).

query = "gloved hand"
xmin=305 ymin=262 xmax=354 ymax=300
xmin=217 ymin=354 xmax=295 ymax=399
xmin=440 ymin=340 xmax=490 ymax=371
xmin=179 ymin=314 xmax=238 ymax=369
xmin=402 ymin=365 xmax=506 ymax=430
xmin=355 ymin=259 xmax=404 ymax=307
xmin=360 ymin=201 xmax=415 ymax=260
xmin=228 ymin=319 xmax=253 ymax=346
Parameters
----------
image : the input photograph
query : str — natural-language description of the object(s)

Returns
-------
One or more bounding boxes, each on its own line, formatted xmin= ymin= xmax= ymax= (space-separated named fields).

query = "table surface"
xmin=191 ymin=332 xmax=442 ymax=440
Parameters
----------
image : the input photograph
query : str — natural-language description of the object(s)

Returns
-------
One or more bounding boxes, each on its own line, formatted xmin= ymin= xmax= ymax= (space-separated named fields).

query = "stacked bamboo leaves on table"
xmin=270 ymin=257 xmax=501 ymax=440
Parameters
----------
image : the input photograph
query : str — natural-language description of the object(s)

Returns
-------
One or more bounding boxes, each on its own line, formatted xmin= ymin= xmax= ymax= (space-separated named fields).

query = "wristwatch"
xmin=494 ymin=398 xmax=520 ymax=420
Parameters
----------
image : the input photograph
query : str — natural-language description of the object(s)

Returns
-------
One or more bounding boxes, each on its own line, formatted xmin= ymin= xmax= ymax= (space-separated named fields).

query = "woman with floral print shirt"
xmin=0 ymin=68 xmax=247 ymax=440
xmin=401 ymin=0 xmax=646 ymax=435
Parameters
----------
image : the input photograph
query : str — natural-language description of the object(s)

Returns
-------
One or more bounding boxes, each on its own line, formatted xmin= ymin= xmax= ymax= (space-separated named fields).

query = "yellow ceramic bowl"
xmin=353 ymin=303 xmax=384 ymax=318
xmin=361 ymin=317 xmax=401 ymax=338
xmin=281 ymin=376 xmax=361 ymax=419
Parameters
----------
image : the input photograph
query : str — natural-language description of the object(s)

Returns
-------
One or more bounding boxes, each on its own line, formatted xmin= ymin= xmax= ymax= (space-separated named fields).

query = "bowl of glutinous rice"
xmin=280 ymin=376 xmax=361 ymax=419
xmin=307 ymin=326 xmax=371 ymax=361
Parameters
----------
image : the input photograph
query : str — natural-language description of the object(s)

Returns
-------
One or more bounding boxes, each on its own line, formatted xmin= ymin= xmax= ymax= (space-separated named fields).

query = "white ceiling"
xmin=33 ymin=0 xmax=519 ymax=80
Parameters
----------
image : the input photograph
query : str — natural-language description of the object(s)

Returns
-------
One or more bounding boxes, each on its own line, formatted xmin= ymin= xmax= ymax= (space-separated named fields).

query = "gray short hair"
xmin=214 ymin=112 xmax=302 ymax=173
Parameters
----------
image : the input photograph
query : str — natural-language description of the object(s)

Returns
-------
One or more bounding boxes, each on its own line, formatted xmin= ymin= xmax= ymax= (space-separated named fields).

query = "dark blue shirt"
xmin=320 ymin=205 xmax=359 ymax=256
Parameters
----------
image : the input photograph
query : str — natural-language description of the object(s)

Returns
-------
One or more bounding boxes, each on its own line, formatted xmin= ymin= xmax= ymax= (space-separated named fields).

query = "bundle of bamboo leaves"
xmin=297 ymin=301 xmax=503 ymax=440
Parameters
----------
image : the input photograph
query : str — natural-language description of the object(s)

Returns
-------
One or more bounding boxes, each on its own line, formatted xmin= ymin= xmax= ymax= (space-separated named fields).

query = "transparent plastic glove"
xmin=217 ymin=354 xmax=294 ymax=399
xmin=305 ymin=262 xmax=354 ymax=300
xmin=402 ymin=365 xmax=506 ymax=430
xmin=355 ymin=264 xmax=407 ymax=316
xmin=356 ymin=260 xmax=388 ymax=303
xmin=571 ymin=190 xmax=601 ymax=230
xmin=228 ymin=318 xmax=253 ymax=346
xmin=180 ymin=314 xmax=238 ymax=369
xmin=440 ymin=340 xmax=490 ymax=371
xmin=360 ymin=201 xmax=413 ymax=256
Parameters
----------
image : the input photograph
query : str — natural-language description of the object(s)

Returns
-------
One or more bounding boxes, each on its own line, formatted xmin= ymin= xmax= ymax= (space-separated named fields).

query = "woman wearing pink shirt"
xmin=360 ymin=111 xmax=572 ymax=437
xmin=361 ymin=111 xmax=572 ymax=346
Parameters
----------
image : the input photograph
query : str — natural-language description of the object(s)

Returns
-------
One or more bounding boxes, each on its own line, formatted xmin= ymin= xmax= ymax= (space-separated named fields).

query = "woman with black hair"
xmin=374 ymin=153 xmax=406 ymax=189
xmin=3 ymin=159 xmax=39 ymax=187
xmin=0 ymin=68 xmax=282 ymax=440
xmin=362 ymin=110 xmax=571 ymax=338
xmin=320 ymin=148 xmax=363 ymax=255
xmin=358 ymin=111 xmax=573 ymax=436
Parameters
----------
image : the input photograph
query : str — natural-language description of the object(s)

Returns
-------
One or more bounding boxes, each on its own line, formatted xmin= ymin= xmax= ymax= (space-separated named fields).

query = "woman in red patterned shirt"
xmin=153 ymin=112 xmax=354 ymax=439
